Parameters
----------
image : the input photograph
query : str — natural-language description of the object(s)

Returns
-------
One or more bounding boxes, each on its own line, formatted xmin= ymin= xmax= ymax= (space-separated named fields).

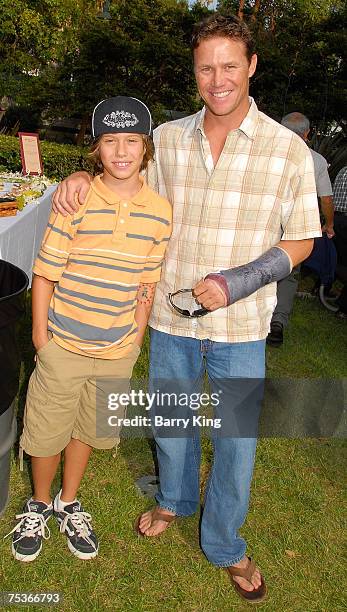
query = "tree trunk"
xmin=251 ymin=0 xmax=261 ymax=22
xmin=76 ymin=113 xmax=89 ymax=146
xmin=238 ymin=0 xmax=245 ymax=20
xmin=270 ymin=8 xmax=276 ymax=33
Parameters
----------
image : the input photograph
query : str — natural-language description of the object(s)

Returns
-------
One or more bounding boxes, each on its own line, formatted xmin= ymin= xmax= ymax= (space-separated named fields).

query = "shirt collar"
xmin=91 ymin=175 xmax=150 ymax=207
xmin=238 ymin=98 xmax=258 ymax=140
xmin=196 ymin=97 xmax=259 ymax=141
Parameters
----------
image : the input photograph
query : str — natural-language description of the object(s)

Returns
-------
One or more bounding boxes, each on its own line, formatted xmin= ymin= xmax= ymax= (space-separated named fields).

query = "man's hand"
xmin=192 ymin=278 xmax=227 ymax=311
xmin=52 ymin=171 xmax=92 ymax=216
xmin=322 ymin=224 xmax=335 ymax=239
xmin=319 ymin=195 xmax=334 ymax=239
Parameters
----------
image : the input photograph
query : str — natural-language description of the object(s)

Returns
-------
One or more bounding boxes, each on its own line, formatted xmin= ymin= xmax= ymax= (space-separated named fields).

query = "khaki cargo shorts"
xmin=20 ymin=339 xmax=140 ymax=457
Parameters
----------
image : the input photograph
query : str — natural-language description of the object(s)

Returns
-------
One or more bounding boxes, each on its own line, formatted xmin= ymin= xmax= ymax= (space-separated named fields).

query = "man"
xmin=333 ymin=166 xmax=347 ymax=319
xmin=53 ymin=14 xmax=321 ymax=603
xmin=267 ymin=111 xmax=334 ymax=346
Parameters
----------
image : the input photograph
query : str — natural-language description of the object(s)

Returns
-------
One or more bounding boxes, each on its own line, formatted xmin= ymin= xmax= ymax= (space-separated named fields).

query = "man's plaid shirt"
xmin=333 ymin=166 xmax=347 ymax=213
xmin=148 ymin=99 xmax=321 ymax=343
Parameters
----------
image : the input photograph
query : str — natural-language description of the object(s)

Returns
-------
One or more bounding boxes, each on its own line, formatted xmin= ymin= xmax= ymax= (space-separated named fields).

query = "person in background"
xmin=333 ymin=166 xmax=347 ymax=319
xmin=267 ymin=112 xmax=332 ymax=346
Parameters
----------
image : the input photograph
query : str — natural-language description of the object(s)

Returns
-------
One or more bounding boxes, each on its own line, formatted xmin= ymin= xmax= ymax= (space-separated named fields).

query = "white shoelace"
xmin=59 ymin=511 xmax=97 ymax=550
xmin=4 ymin=511 xmax=51 ymax=543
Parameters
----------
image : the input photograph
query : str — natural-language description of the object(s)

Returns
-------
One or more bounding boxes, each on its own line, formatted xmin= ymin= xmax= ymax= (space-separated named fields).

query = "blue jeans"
xmin=149 ymin=328 xmax=265 ymax=567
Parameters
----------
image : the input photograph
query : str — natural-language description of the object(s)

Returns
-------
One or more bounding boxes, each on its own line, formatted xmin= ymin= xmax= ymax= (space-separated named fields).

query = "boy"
xmin=7 ymin=96 xmax=172 ymax=562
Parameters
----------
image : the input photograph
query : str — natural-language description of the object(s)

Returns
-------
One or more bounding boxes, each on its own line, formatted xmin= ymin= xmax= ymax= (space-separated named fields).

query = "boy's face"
xmin=98 ymin=133 xmax=145 ymax=184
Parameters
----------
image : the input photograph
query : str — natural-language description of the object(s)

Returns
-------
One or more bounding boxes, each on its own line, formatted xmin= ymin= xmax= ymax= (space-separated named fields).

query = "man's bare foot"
xmin=230 ymin=556 xmax=262 ymax=592
xmin=137 ymin=507 xmax=175 ymax=536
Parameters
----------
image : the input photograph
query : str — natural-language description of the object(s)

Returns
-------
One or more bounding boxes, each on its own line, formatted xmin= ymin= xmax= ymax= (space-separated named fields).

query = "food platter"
xmin=0 ymin=173 xmax=53 ymax=216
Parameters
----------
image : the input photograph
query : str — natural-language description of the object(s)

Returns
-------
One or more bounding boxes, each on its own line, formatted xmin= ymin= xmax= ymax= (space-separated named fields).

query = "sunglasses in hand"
xmin=168 ymin=288 xmax=210 ymax=318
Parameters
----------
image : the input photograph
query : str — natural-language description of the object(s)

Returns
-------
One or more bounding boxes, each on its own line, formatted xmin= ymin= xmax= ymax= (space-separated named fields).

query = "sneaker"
xmin=54 ymin=498 xmax=98 ymax=560
xmin=5 ymin=499 xmax=52 ymax=562
xmin=266 ymin=322 xmax=284 ymax=347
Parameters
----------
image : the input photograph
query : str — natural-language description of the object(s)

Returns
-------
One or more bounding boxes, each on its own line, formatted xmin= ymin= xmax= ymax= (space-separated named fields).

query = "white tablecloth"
xmin=0 ymin=185 xmax=56 ymax=286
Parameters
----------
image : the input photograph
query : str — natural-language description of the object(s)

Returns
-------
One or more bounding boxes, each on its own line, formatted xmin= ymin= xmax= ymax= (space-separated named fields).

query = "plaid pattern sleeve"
xmin=333 ymin=167 xmax=347 ymax=212
xmin=281 ymin=148 xmax=322 ymax=240
xmin=148 ymin=99 xmax=322 ymax=343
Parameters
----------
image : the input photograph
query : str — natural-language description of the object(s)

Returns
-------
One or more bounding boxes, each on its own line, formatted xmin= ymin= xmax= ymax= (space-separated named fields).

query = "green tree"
xmin=1 ymin=0 xmax=345 ymax=145
xmin=0 ymin=0 xmax=99 ymax=131
xmin=39 ymin=0 xmax=206 ymax=139
xmin=0 ymin=1 xmax=96 ymax=99
xmin=1 ymin=0 xmax=208 ymax=138
xmin=217 ymin=0 xmax=346 ymax=130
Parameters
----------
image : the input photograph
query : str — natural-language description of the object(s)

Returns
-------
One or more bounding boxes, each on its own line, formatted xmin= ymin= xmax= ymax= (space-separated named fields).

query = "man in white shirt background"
xmin=267 ymin=112 xmax=334 ymax=346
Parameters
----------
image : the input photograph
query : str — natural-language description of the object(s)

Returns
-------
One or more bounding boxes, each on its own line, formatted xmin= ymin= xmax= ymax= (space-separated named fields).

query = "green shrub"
xmin=0 ymin=135 xmax=93 ymax=180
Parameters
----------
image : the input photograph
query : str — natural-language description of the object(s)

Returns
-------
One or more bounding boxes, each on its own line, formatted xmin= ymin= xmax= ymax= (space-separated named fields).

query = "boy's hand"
xmin=33 ymin=332 xmax=49 ymax=354
xmin=52 ymin=171 xmax=92 ymax=216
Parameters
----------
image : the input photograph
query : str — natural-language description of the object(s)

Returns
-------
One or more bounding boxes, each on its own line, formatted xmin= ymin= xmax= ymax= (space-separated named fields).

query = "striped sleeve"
xmin=33 ymin=209 xmax=75 ymax=281
xmin=140 ymin=201 xmax=172 ymax=284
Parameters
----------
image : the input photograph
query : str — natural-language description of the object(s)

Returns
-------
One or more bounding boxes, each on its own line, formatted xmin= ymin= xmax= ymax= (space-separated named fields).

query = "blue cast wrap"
xmin=206 ymin=246 xmax=292 ymax=306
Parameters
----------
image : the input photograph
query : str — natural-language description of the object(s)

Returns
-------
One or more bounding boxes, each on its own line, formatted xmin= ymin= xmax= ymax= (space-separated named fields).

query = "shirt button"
xmin=120 ymin=219 xmax=125 ymax=224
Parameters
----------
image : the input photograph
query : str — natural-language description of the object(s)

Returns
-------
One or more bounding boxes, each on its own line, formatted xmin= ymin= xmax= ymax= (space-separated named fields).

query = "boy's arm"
xmin=32 ymin=274 xmax=55 ymax=352
xmin=134 ymin=283 xmax=156 ymax=347
xmin=134 ymin=196 xmax=172 ymax=344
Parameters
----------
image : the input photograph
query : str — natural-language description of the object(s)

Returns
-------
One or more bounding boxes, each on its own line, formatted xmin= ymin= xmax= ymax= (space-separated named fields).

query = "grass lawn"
xmin=0 ymin=296 xmax=346 ymax=611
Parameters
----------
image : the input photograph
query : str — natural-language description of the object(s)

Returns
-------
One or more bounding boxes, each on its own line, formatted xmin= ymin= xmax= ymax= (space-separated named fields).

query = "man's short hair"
xmin=281 ymin=112 xmax=310 ymax=136
xmin=191 ymin=14 xmax=255 ymax=63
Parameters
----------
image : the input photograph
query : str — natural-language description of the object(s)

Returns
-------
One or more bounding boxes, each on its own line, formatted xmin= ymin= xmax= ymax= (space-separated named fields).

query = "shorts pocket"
xmin=36 ymin=335 xmax=54 ymax=357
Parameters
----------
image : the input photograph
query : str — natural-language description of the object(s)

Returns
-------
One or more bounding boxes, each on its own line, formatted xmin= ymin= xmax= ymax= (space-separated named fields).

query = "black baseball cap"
xmin=92 ymin=96 xmax=152 ymax=138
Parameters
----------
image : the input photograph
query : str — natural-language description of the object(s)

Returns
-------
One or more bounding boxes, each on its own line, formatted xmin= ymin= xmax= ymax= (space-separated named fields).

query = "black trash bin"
xmin=0 ymin=260 xmax=29 ymax=516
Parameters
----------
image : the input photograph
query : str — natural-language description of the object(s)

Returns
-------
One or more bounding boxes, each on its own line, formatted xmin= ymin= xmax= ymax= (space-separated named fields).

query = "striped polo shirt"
xmin=33 ymin=175 xmax=172 ymax=359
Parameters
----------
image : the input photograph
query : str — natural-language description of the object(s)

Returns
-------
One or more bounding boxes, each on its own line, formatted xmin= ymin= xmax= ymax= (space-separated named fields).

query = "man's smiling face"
xmin=194 ymin=36 xmax=257 ymax=124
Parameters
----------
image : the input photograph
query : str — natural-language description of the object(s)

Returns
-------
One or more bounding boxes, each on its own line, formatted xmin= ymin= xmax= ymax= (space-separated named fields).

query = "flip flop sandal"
xmin=226 ymin=556 xmax=267 ymax=603
xmin=134 ymin=506 xmax=176 ymax=537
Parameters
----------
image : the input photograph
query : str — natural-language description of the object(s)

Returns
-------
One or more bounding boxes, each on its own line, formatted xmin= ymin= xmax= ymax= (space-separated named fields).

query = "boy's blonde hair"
xmin=88 ymin=135 xmax=155 ymax=175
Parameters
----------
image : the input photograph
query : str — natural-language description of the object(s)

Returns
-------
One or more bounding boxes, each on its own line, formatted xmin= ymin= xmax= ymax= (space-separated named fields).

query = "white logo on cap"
xmin=102 ymin=111 xmax=139 ymax=129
